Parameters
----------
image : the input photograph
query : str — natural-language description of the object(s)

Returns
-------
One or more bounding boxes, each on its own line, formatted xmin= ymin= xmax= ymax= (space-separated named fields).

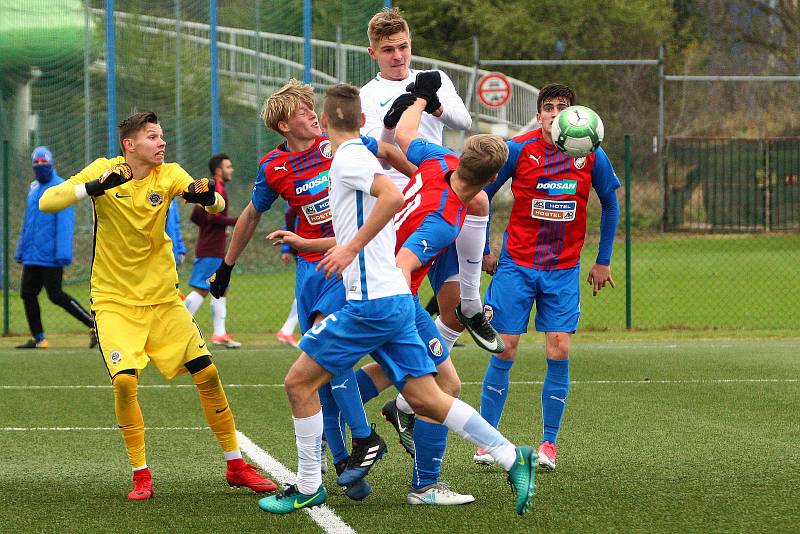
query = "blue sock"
xmin=411 ymin=419 xmax=448 ymax=489
xmin=34 ymin=332 xmax=45 ymax=342
xmin=330 ymin=370 xmax=371 ymax=439
xmin=355 ymin=368 xmax=379 ymax=404
xmin=541 ymin=358 xmax=570 ymax=444
xmin=319 ymin=383 xmax=349 ymax=464
xmin=480 ymin=355 xmax=514 ymax=428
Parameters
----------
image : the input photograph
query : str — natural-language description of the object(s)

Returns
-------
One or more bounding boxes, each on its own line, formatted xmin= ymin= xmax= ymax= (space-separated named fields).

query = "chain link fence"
xmin=1 ymin=0 xmax=799 ymax=338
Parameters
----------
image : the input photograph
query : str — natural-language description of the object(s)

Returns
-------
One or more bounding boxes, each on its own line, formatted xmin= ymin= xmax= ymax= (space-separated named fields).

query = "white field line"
xmin=1 ymin=378 xmax=797 ymax=391
xmin=236 ymin=431 xmax=355 ymax=534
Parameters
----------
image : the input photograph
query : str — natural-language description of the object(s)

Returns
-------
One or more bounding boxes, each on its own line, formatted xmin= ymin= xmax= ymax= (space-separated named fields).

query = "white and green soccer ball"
xmin=551 ymin=105 xmax=604 ymax=158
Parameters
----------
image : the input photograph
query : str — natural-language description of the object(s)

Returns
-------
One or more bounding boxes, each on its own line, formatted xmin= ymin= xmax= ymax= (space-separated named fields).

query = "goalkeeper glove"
xmin=405 ymin=71 xmax=441 ymax=112
xmin=383 ymin=93 xmax=418 ymax=128
xmin=84 ymin=163 xmax=133 ymax=197
xmin=208 ymin=261 xmax=233 ymax=299
xmin=182 ymin=178 xmax=217 ymax=206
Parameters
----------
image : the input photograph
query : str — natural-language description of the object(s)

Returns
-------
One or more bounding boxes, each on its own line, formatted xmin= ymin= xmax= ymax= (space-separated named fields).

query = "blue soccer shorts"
xmin=413 ymin=295 xmax=449 ymax=366
xmin=189 ymin=257 xmax=224 ymax=291
xmin=295 ymin=257 xmax=347 ymax=334
xmin=484 ymin=247 xmax=581 ymax=335
xmin=426 ymin=242 xmax=460 ymax=295
xmin=299 ymin=294 xmax=436 ymax=387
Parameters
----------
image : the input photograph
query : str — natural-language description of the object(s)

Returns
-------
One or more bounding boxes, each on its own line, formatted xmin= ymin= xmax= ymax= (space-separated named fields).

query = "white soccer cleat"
xmin=536 ymin=441 xmax=557 ymax=471
xmin=212 ymin=333 xmax=242 ymax=349
xmin=406 ymin=482 xmax=475 ymax=506
xmin=473 ymin=448 xmax=495 ymax=466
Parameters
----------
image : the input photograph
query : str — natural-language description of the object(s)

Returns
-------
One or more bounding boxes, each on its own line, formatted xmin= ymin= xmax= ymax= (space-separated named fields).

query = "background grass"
xmin=1 ymin=332 xmax=798 ymax=532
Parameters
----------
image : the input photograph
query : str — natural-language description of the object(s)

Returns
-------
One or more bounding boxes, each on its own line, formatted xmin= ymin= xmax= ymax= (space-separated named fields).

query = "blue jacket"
xmin=15 ymin=175 xmax=75 ymax=267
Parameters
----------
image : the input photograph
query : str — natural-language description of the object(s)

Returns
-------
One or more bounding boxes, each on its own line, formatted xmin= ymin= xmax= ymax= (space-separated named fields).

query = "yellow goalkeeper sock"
xmin=112 ymin=373 xmax=146 ymax=469
xmin=192 ymin=364 xmax=238 ymax=453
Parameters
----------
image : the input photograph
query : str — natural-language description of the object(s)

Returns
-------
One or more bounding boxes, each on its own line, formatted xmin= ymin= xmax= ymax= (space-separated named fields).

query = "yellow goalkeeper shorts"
xmin=93 ymin=296 xmax=212 ymax=380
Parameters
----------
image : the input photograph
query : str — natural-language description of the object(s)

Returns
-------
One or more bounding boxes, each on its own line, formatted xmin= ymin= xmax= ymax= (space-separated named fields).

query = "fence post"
xmin=625 ymin=135 xmax=632 ymax=330
xmin=3 ymin=140 xmax=9 ymax=336
xmin=764 ymin=140 xmax=771 ymax=232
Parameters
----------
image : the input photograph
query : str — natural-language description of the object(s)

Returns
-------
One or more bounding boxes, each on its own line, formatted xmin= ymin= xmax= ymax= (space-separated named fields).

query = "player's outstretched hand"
xmin=405 ymin=71 xmax=441 ymax=108
xmin=266 ymin=230 xmax=310 ymax=252
xmin=482 ymin=253 xmax=498 ymax=275
xmin=208 ymin=261 xmax=234 ymax=298
xmin=383 ymin=93 xmax=417 ymax=129
xmin=317 ymin=244 xmax=356 ymax=279
xmin=587 ymin=263 xmax=615 ymax=296
xmin=85 ymin=163 xmax=133 ymax=197
xmin=182 ymin=178 xmax=217 ymax=206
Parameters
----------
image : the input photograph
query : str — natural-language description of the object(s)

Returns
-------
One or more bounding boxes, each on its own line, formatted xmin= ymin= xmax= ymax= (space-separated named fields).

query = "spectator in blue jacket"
xmin=166 ymin=198 xmax=186 ymax=267
xmin=14 ymin=147 xmax=96 ymax=349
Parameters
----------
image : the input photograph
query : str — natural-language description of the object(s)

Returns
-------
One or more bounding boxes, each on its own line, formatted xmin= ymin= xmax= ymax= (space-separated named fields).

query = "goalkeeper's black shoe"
xmin=455 ymin=304 xmax=505 ymax=354
xmin=336 ymin=425 xmax=387 ymax=487
xmin=334 ymin=458 xmax=373 ymax=501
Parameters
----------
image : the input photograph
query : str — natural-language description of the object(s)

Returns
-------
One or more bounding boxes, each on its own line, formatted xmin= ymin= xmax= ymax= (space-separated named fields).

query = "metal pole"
xmin=175 ymin=0 xmax=183 ymax=162
xmin=658 ymin=44 xmax=665 ymax=231
xmin=209 ymin=0 xmax=220 ymax=153
xmin=303 ymin=0 xmax=312 ymax=84
xmin=83 ymin=0 xmax=91 ymax=166
xmin=3 ymin=140 xmax=9 ymax=336
xmin=336 ymin=25 xmax=344 ymax=82
xmin=105 ymin=0 xmax=117 ymax=157
xmin=255 ymin=0 xmax=262 ymax=156
xmin=384 ymin=0 xmax=392 ymax=7
xmin=624 ymin=135 xmax=632 ymax=330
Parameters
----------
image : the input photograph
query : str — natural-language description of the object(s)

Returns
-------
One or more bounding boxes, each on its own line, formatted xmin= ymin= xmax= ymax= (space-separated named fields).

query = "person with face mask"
xmin=14 ymin=147 xmax=97 ymax=349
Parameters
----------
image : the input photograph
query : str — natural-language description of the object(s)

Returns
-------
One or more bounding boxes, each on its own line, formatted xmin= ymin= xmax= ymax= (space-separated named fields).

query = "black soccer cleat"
xmin=336 ymin=424 xmax=387 ymax=487
xmin=455 ymin=304 xmax=505 ymax=354
xmin=381 ymin=398 xmax=416 ymax=457
xmin=334 ymin=458 xmax=373 ymax=501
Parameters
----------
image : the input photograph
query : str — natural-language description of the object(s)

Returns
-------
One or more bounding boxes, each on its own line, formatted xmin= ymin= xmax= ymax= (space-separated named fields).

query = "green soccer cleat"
xmin=506 ymin=446 xmax=536 ymax=516
xmin=258 ymin=484 xmax=327 ymax=515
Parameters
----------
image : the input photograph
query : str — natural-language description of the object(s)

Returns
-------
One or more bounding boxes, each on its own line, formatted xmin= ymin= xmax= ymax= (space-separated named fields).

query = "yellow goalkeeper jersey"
xmin=64 ymin=157 xmax=194 ymax=306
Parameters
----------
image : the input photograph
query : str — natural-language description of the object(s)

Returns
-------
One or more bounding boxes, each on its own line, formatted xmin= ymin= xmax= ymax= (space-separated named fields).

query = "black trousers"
xmin=20 ymin=265 xmax=94 ymax=336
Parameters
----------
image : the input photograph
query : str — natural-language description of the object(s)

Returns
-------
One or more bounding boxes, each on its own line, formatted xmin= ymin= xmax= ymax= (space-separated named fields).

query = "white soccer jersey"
xmin=361 ymin=69 xmax=471 ymax=190
xmin=329 ymin=138 xmax=409 ymax=301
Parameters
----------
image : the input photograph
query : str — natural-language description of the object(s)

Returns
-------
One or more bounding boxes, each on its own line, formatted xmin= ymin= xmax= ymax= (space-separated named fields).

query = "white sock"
xmin=184 ymin=291 xmax=204 ymax=315
xmin=396 ymin=393 xmax=414 ymax=415
xmin=456 ymin=214 xmax=489 ymax=317
xmin=293 ymin=411 xmax=323 ymax=494
xmin=210 ymin=297 xmax=227 ymax=337
xmin=223 ymin=449 xmax=243 ymax=461
xmin=132 ymin=464 xmax=149 ymax=472
xmin=281 ymin=299 xmax=299 ymax=334
xmin=443 ymin=398 xmax=517 ymax=470
xmin=435 ymin=316 xmax=461 ymax=353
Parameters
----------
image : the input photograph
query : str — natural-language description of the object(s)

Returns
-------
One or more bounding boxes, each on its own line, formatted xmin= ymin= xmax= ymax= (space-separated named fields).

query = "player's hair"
xmin=260 ymin=79 xmax=315 ymax=134
xmin=457 ymin=134 xmax=509 ymax=186
xmin=208 ymin=153 xmax=231 ymax=175
xmin=323 ymin=84 xmax=362 ymax=132
xmin=118 ymin=111 xmax=158 ymax=154
xmin=367 ymin=7 xmax=410 ymax=47
xmin=536 ymin=84 xmax=575 ymax=111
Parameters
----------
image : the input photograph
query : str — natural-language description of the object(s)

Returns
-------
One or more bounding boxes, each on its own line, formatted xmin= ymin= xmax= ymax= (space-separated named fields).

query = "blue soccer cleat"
xmin=336 ymin=425 xmax=387 ymax=487
xmin=334 ymin=458 xmax=372 ymax=501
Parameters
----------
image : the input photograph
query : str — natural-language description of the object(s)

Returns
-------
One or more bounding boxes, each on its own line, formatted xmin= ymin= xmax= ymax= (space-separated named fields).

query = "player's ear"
xmin=321 ymin=112 xmax=328 ymax=131
xmin=277 ymin=120 xmax=290 ymax=135
xmin=359 ymin=112 xmax=366 ymax=128
xmin=122 ymin=137 xmax=135 ymax=154
xmin=367 ymin=46 xmax=376 ymax=60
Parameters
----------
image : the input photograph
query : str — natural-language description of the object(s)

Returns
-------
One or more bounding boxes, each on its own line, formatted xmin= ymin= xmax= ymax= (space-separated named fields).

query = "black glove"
xmin=405 ymin=71 xmax=441 ymax=111
xmin=383 ymin=93 xmax=417 ymax=129
xmin=182 ymin=177 xmax=217 ymax=206
xmin=84 ymin=163 xmax=133 ymax=197
xmin=208 ymin=261 xmax=233 ymax=298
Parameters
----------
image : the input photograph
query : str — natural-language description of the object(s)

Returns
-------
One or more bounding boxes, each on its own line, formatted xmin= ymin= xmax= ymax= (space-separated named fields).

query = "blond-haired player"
xmin=39 ymin=111 xmax=277 ymax=500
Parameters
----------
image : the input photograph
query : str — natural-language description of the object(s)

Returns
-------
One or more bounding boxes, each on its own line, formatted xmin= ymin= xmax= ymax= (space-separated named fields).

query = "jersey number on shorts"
xmin=310 ymin=313 xmax=338 ymax=335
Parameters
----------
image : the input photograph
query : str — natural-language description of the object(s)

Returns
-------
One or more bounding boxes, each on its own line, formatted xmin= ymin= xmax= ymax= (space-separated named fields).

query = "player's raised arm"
xmin=392 ymin=98 xmax=427 ymax=154
xmin=39 ymin=160 xmax=132 ymax=212
xmin=208 ymin=201 xmax=262 ymax=298
xmin=181 ymin=177 xmax=226 ymax=214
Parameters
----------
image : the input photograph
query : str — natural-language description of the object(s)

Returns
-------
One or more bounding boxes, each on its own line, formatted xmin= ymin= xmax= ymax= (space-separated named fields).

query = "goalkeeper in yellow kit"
xmin=39 ymin=111 xmax=277 ymax=500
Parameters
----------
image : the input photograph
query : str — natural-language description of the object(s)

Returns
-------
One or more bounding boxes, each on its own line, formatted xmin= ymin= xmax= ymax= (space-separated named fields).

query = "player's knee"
xmin=112 ymin=371 xmax=138 ymax=400
xmin=283 ymin=369 xmax=309 ymax=404
xmin=436 ymin=372 xmax=461 ymax=398
xmin=466 ymin=191 xmax=489 ymax=217
xmin=545 ymin=334 xmax=570 ymax=359
xmin=20 ymin=289 xmax=37 ymax=300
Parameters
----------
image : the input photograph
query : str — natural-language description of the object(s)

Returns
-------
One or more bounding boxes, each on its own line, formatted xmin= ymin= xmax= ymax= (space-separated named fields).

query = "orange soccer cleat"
xmin=128 ymin=467 xmax=154 ymax=500
xmin=226 ymin=458 xmax=277 ymax=493
xmin=275 ymin=331 xmax=299 ymax=348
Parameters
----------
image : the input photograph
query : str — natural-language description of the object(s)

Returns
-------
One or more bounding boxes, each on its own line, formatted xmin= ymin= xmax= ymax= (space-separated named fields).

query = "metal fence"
xmin=665 ymin=138 xmax=800 ymax=231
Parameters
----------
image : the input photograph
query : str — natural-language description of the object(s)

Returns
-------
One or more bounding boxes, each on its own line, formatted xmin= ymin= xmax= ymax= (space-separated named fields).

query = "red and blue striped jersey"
xmin=251 ymin=136 xmax=334 ymax=262
xmin=485 ymin=128 xmax=620 ymax=270
xmin=394 ymin=138 xmax=466 ymax=295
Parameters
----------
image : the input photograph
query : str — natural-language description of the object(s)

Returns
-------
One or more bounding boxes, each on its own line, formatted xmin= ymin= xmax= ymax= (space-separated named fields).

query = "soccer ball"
xmin=551 ymin=105 xmax=604 ymax=158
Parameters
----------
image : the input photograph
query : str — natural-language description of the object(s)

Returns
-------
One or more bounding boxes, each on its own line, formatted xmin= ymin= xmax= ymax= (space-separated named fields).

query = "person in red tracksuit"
xmin=183 ymin=154 xmax=241 ymax=348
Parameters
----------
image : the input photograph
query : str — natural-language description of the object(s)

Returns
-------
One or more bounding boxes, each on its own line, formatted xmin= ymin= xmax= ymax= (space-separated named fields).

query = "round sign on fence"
xmin=477 ymin=72 xmax=512 ymax=107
